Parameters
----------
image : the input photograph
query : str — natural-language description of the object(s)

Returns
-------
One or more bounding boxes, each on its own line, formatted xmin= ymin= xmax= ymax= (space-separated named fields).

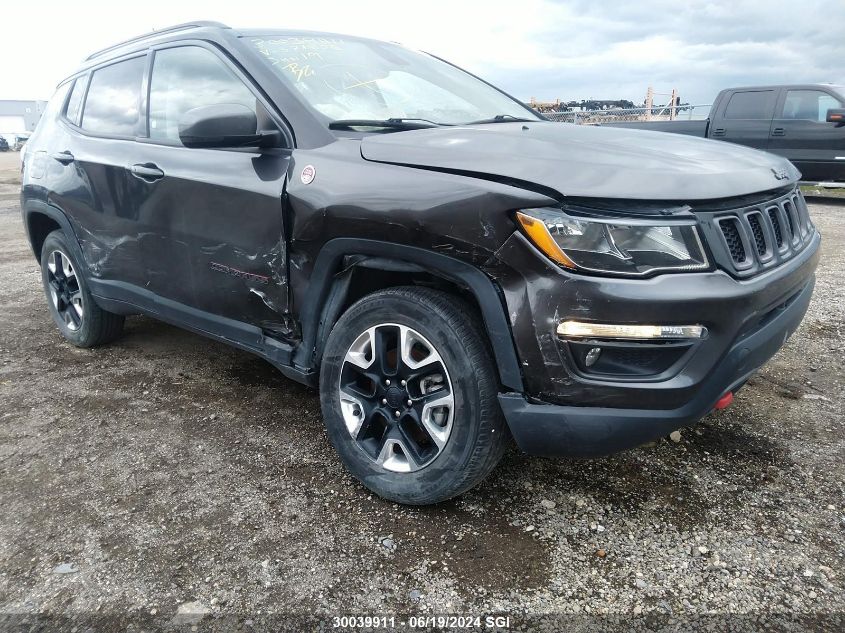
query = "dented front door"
xmin=133 ymin=43 xmax=291 ymax=334
xmin=130 ymin=143 xmax=291 ymax=332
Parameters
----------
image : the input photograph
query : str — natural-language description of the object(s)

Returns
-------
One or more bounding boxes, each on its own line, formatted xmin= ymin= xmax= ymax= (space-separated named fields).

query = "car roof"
xmin=71 ymin=22 xmax=399 ymax=79
xmin=724 ymin=84 xmax=844 ymax=92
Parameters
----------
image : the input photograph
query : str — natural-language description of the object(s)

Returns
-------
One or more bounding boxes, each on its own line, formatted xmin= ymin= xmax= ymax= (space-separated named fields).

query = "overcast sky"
xmin=1 ymin=0 xmax=843 ymax=105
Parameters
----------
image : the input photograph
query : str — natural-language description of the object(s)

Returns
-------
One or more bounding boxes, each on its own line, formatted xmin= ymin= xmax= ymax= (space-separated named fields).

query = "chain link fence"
xmin=540 ymin=104 xmax=712 ymax=125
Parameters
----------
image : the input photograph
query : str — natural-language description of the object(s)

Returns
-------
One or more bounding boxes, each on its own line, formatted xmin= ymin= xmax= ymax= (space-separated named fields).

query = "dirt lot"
xmin=0 ymin=148 xmax=843 ymax=631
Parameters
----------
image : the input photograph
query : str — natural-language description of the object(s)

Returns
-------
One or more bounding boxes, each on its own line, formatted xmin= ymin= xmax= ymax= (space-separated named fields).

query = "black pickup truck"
xmin=605 ymin=84 xmax=845 ymax=184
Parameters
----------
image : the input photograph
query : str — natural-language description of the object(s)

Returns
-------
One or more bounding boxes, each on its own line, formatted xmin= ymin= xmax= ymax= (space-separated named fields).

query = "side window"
xmin=149 ymin=46 xmax=258 ymax=145
xmin=64 ymin=76 xmax=87 ymax=126
xmin=781 ymin=90 xmax=843 ymax=122
xmin=39 ymin=83 xmax=72 ymax=127
xmin=724 ymin=90 xmax=776 ymax=120
xmin=81 ymin=56 xmax=146 ymax=137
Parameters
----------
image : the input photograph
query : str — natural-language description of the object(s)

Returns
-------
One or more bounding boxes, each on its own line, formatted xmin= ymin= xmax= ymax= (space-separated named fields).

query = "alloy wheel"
xmin=338 ymin=323 xmax=454 ymax=472
xmin=46 ymin=250 xmax=84 ymax=331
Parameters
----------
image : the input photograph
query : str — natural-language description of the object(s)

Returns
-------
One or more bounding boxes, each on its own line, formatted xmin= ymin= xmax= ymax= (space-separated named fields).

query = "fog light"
xmin=558 ymin=321 xmax=706 ymax=340
xmin=585 ymin=347 xmax=602 ymax=367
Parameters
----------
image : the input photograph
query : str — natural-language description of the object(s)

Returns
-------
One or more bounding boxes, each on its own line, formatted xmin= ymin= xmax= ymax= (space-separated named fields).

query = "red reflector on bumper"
xmin=714 ymin=392 xmax=734 ymax=410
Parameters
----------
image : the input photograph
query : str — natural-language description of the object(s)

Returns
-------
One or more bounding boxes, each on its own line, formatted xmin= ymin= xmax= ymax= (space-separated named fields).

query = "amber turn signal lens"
xmin=515 ymin=211 xmax=577 ymax=269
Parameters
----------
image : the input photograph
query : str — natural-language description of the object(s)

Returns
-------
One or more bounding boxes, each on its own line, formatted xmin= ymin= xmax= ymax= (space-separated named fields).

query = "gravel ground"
xmin=0 ymin=150 xmax=843 ymax=631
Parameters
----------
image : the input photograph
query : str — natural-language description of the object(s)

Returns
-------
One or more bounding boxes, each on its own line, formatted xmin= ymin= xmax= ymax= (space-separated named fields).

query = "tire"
xmin=40 ymin=230 xmax=124 ymax=347
xmin=320 ymin=286 xmax=508 ymax=505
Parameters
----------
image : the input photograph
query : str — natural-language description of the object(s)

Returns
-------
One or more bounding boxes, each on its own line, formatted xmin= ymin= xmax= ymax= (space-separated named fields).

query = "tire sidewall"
xmin=320 ymin=292 xmax=487 ymax=503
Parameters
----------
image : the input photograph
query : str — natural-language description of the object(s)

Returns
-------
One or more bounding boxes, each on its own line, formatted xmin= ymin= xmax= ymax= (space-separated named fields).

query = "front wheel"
xmin=320 ymin=287 xmax=508 ymax=505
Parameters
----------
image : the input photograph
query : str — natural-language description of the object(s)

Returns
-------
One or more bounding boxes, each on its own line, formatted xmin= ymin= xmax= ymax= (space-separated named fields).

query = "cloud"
xmin=0 ymin=0 xmax=842 ymax=107
xmin=475 ymin=0 xmax=845 ymax=104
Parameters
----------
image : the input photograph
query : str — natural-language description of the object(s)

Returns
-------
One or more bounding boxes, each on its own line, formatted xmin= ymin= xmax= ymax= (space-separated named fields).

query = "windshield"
xmin=247 ymin=35 xmax=540 ymax=126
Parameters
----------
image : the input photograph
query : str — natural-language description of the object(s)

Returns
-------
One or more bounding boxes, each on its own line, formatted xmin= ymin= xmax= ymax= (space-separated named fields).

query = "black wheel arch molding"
xmin=295 ymin=238 xmax=525 ymax=393
xmin=22 ymin=200 xmax=89 ymax=273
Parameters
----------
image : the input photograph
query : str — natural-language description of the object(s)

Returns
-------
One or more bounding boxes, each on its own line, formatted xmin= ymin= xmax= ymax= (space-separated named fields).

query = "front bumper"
xmin=499 ymin=274 xmax=814 ymax=456
xmin=492 ymin=227 xmax=820 ymax=457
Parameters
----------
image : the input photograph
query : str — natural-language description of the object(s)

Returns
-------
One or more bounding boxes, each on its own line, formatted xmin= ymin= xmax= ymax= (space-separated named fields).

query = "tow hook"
xmin=713 ymin=392 xmax=734 ymax=410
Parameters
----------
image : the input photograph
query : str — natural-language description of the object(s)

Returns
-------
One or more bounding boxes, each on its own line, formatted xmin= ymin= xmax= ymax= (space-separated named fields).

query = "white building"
xmin=0 ymin=100 xmax=47 ymax=146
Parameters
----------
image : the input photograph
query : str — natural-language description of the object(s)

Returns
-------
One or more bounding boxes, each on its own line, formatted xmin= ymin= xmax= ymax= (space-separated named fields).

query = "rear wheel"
xmin=320 ymin=287 xmax=507 ymax=504
xmin=40 ymin=230 xmax=124 ymax=347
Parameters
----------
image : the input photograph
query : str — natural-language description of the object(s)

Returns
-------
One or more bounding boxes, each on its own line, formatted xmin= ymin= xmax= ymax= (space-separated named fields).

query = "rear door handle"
xmin=771 ymin=127 xmax=785 ymax=136
xmin=51 ymin=151 xmax=75 ymax=164
xmin=711 ymin=128 xmax=726 ymax=137
xmin=129 ymin=163 xmax=165 ymax=181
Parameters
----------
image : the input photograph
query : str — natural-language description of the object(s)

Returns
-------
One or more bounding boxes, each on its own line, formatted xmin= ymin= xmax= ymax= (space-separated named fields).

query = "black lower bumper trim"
xmin=501 ymin=277 xmax=815 ymax=457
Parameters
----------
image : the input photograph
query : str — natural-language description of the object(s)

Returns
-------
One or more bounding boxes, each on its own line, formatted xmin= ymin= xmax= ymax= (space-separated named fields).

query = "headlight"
xmin=516 ymin=207 xmax=709 ymax=277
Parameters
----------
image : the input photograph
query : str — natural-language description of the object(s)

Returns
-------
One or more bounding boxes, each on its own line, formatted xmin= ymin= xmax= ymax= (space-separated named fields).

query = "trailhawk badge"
xmin=301 ymin=165 xmax=316 ymax=185
xmin=771 ymin=167 xmax=789 ymax=181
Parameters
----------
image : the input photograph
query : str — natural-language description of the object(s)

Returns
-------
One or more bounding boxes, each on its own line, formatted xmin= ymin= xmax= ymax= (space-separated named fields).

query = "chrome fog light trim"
xmin=557 ymin=321 xmax=706 ymax=340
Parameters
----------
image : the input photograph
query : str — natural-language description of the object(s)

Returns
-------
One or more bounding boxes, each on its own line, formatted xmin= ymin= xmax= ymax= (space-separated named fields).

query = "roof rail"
xmin=85 ymin=21 xmax=230 ymax=61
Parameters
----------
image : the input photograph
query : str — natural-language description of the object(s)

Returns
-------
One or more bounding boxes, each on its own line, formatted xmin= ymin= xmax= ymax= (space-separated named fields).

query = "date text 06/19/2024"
xmin=332 ymin=615 xmax=512 ymax=629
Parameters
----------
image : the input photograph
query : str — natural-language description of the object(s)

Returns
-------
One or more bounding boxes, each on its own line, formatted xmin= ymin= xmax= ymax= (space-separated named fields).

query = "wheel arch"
xmin=22 ymin=200 xmax=86 ymax=268
xmin=295 ymin=238 xmax=524 ymax=393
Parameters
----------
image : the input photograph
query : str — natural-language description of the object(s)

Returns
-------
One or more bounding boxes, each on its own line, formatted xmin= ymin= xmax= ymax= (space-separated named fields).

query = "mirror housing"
xmin=178 ymin=103 xmax=280 ymax=149
xmin=826 ymin=108 xmax=845 ymax=126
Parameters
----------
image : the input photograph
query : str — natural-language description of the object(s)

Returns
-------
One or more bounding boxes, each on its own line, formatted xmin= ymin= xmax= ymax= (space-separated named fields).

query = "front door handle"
xmin=771 ymin=127 xmax=785 ymax=136
xmin=51 ymin=151 xmax=75 ymax=164
xmin=129 ymin=163 xmax=165 ymax=181
xmin=711 ymin=128 xmax=726 ymax=137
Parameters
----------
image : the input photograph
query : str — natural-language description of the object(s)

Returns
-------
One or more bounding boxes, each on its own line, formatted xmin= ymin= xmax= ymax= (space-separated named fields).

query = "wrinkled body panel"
xmin=283 ymin=140 xmax=555 ymax=316
xmin=24 ymin=112 xmax=291 ymax=333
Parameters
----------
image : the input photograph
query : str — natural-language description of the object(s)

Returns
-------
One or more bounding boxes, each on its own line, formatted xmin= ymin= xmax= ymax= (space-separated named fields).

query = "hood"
xmin=360 ymin=121 xmax=800 ymax=201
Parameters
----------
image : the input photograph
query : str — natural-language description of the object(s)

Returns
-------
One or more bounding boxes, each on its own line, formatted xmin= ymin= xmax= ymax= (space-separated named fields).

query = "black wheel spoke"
xmin=355 ymin=403 xmax=384 ymax=442
xmin=374 ymin=326 xmax=399 ymax=376
xmin=342 ymin=381 xmax=374 ymax=400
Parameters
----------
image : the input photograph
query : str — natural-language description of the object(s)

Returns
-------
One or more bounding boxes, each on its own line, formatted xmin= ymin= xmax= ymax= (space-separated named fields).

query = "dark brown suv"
xmin=21 ymin=22 xmax=820 ymax=504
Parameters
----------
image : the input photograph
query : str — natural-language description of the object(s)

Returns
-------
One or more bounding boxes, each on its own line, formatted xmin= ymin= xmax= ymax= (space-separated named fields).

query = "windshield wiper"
xmin=328 ymin=118 xmax=445 ymax=131
xmin=465 ymin=114 xmax=535 ymax=125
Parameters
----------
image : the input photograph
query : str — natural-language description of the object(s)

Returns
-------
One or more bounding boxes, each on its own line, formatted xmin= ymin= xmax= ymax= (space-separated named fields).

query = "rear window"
xmin=64 ymin=77 xmax=87 ymax=126
xmin=724 ymin=90 xmax=776 ymax=120
xmin=36 ymin=83 xmax=71 ymax=131
xmin=81 ymin=56 xmax=146 ymax=136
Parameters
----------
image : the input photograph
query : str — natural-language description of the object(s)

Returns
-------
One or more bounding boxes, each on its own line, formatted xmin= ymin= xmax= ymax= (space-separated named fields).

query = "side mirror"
xmin=178 ymin=103 xmax=280 ymax=149
xmin=826 ymin=108 xmax=845 ymax=126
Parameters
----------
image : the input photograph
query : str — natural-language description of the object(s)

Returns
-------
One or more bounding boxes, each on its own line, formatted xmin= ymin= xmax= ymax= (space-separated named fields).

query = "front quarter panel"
xmin=284 ymin=139 xmax=557 ymax=314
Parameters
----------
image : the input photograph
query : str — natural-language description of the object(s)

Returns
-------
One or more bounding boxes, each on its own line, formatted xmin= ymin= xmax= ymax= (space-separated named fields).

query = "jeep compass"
xmin=21 ymin=22 xmax=820 ymax=504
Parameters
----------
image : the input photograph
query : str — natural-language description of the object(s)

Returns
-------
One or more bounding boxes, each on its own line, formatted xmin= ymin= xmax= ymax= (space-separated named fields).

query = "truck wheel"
xmin=40 ymin=230 xmax=124 ymax=347
xmin=320 ymin=286 xmax=507 ymax=504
